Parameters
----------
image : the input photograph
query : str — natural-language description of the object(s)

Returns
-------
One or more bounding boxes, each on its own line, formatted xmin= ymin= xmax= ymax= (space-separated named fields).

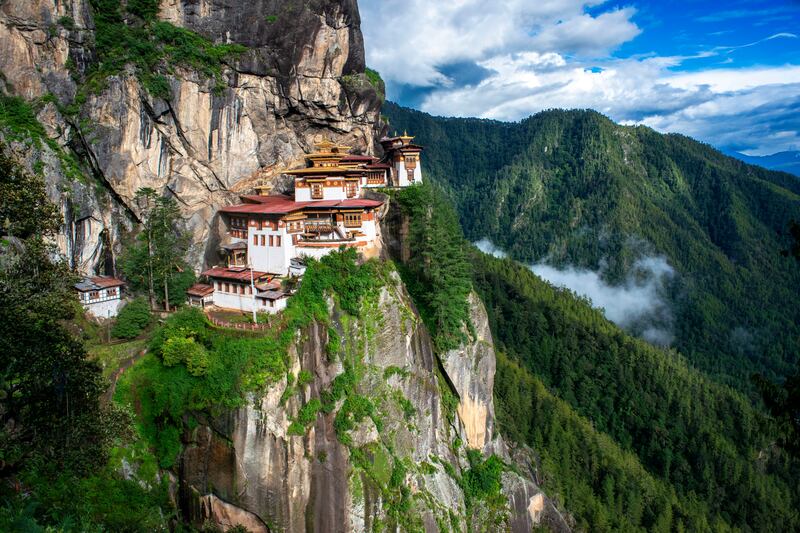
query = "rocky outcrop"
xmin=179 ymin=268 xmax=568 ymax=532
xmin=0 ymin=0 xmax=383 ymax=271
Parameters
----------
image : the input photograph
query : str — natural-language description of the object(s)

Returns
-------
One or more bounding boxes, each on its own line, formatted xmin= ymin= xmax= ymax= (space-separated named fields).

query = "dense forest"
xmin=474 ymin=250 xmax=800 ymax=531
xmin=383 ymin=102 xmax=800 ymax=392
xmin=389 ymin=183 xmax=800 ymax=531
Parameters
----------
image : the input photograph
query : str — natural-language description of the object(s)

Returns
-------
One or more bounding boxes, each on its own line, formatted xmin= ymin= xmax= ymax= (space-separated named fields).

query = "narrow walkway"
xmin=102 ymin=347 xmax=147 ymax=404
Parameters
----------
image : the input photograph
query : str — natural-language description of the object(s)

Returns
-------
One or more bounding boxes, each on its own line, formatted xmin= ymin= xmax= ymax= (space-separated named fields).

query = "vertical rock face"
xmin=0 ymin=0 xmax=382 ymax=271
xmin=179 ymin=269 xmax=568 ymax=532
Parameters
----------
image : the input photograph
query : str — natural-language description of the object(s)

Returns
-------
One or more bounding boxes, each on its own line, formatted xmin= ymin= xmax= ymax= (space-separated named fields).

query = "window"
xmin=253 ymin=234 xmax=258 ymax=245
xmin=276 ymin=236 xmax=282 ymax=247
xmin=231 ymin=217 xmax=248 ymax=238
xmin=260 ymin=235 xmax=266 ymax=246
xmin=107 ymin=288 xmax=117 ymax=297
xmin=239 ymin=285 xmax=245 ymax=294
xmin=311 ymin=183 xmax=323 ymax=199
xmin=269 ymin=235 xmax=274 ymax=247
xmin=89 ymin=291 xmax=99 ymax=300
xmin=346 ymin=182 xmax=358 ymax=198
xmin=344 ymin=212 xmax=362 ymax=228
xmin=225 ymin=283 xmax=230 ymax=293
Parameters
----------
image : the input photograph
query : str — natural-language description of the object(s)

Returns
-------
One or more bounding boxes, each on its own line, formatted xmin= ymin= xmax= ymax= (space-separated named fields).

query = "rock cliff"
xmin=0 ymin=0 xmax=382 ymax=271
xmin=179 ymin=269 xmax=566 ymax=532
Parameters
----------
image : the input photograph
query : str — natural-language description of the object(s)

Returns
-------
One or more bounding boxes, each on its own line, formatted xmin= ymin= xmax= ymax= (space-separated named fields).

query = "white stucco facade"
xmin=82 ymin=296 xmax=124 ymax=318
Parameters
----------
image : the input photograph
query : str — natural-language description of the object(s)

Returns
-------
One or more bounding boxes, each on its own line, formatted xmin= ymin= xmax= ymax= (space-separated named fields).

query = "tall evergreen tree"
xmin=122 ymin=187 xmax=193 ymax=310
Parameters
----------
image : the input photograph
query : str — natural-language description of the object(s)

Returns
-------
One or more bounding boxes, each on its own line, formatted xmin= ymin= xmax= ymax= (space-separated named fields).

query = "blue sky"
xmin=359 ymin=0 xmax=800 ymax=155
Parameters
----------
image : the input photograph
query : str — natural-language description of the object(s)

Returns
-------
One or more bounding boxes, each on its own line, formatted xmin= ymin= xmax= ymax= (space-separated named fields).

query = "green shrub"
xmin=111 ymin=297 xmax=151 ymax=339
xmin=57 ymin=16 xmax=75 ymax=30
xmin=297 ymin=369 xmax=313 ymax=387
xmin=184 ymin=342 xmax=210 ymax=377
xmin=160 ymin=336 xmax=208 ymax=376
xmin=461 ymin=450 xmax=504 ymax=505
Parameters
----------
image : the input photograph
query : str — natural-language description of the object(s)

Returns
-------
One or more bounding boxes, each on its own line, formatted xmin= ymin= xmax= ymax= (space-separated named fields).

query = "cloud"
xmin=410 ymin=54 xmax=800 ymax=155
xmin=360 ymin=0 xmax=800 ymax=155
xmin=475 ymin=240 xmax=675 ymax=346
xmin=359 ymin=0 xmax=640 ymax=87
xmin=475 ymin=239 xmax=507 ymax=258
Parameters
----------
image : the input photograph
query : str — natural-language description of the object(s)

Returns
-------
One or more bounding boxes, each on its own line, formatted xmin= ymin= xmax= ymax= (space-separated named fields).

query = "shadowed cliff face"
xmin=0 ymin=0 xmax=383 ymax=272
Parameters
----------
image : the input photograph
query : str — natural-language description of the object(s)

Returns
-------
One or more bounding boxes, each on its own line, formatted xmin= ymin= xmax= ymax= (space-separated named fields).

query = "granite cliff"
xmin=0 ymin=0 xmax=382 ymax=272
xmin=178 ymin=267 xmax=566 ymax=532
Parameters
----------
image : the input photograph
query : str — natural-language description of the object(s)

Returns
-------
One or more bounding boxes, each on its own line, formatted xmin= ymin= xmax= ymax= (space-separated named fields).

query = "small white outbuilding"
xmin=75 ymin=276 xmax=125 ymax=318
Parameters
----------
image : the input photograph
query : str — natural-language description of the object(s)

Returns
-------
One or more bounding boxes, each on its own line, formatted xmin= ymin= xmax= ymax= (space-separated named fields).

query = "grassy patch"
xmin=88 ymin=338 xmax=147 ymax=380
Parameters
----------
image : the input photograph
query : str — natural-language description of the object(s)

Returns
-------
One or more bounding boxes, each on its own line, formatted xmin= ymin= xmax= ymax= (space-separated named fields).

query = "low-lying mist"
xmin=475 ymin=239 xmax=676 ymax=346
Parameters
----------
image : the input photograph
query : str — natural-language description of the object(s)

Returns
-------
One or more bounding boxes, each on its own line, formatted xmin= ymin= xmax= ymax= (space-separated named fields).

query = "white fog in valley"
xmin=474 ymin=239 xmax=675 ymax=346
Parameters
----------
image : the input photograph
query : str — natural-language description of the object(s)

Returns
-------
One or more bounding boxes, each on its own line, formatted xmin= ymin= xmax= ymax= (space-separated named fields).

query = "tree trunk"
xmin=163 ymin=276 xmax=169 ymax=312
xmin=147 ymin=228 xmax=155 ymax=310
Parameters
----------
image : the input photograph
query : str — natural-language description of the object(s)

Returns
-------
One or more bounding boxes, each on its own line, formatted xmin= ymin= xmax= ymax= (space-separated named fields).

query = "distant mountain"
xmin=383 ymin=101 xmax=800 ymax=390
xmin=725 ymin=150 xmax=800 ymax=177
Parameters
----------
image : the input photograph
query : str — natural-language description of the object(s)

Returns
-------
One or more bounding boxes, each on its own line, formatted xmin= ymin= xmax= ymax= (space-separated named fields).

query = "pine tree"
xmin=122 ymin=188 xmax=193 ymax=310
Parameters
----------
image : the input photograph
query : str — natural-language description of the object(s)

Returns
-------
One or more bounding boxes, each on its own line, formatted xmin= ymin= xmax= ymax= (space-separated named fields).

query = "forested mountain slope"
xmin=472 ymin=249 xmax=800 ymax=532
xmin=383 ymin=102 xmax=800 ymax=390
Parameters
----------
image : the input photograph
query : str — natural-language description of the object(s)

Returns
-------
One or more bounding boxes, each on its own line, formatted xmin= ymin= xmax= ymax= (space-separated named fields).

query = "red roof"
xmin=341 ymin=155 xmax=377 ymax=162
xmin=219 ymin=196 xmax=383 ymax=215
xmin=335 ymin=199 xmax=384 ymax=208
xmin=365 ymin=163 xmax=391 ymax=169
xmin=201 ymin=267 xmax=270 ymax=281
xmin=239 ymin=194 xmax=278 ymax=204
xmin=90 ymin=276 xmax=125 ymax=288
xmin=186 ymin=283 xmax=214 ymax=297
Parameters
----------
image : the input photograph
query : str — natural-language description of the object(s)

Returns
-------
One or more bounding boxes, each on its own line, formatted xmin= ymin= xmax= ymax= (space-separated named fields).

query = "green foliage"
xmin=0 ymin=142 xmax=61 ymax=238
xmin=384 ymin=102 xmax=800 ymax=391
xmin=365 ymin=67 xmax=385 ymax=98
xmin=120 ymin=188 xmax=194 ymax=309
xmin=461 ymin=450 xmax=504 ymax=507
xmin=0 ymin=149 xmax=104 ymax=476
xmin=0 ymin=96 xmax=47 ymax=141
xmin=495 ymin=352 xmax=715 ymax=532
xmin=122 ymin=249 xmax=385 ymax=466
xmin=391 ymin=183 xmax=473 ymax=352
xmin=0 ymin=152 xmax=167 ymax=530
xmin=288 ymin=398 xmax=322 ymax=436
xmin=334 ymin=395 xmax=377 ymax=445
xmin=58 ymin=15 xmax=75 ymax=30
xmin=85 ymin=0 xmax=246 ymax=98
xmin=475 ymin=251 xmax=800 ymax=531
xmin=161 ymin=336 xmax=209 ymax=376
xmin=297 ymin=369 xmax=314 ymax=387
xmin=111 ymin=297 xmax=152 ymax=339
xmin=756 ymin=367 xmax=800 ymax=458
xmin=326 ymin=326 xmax=341 ymax=361
xmin=0 ymin=97 xmax=89 ymax=184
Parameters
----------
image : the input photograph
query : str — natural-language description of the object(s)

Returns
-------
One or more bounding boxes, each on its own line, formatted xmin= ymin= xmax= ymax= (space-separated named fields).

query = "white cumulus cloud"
xmin=359 ymin=0 xmax=800 ymax=155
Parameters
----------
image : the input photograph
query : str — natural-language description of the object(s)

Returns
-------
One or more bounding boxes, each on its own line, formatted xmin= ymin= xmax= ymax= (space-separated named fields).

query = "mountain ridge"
xmin=383 ymin=101 xmax=800 ymax=389
xmin=725 ymin=149 xmax=800 ymax=177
